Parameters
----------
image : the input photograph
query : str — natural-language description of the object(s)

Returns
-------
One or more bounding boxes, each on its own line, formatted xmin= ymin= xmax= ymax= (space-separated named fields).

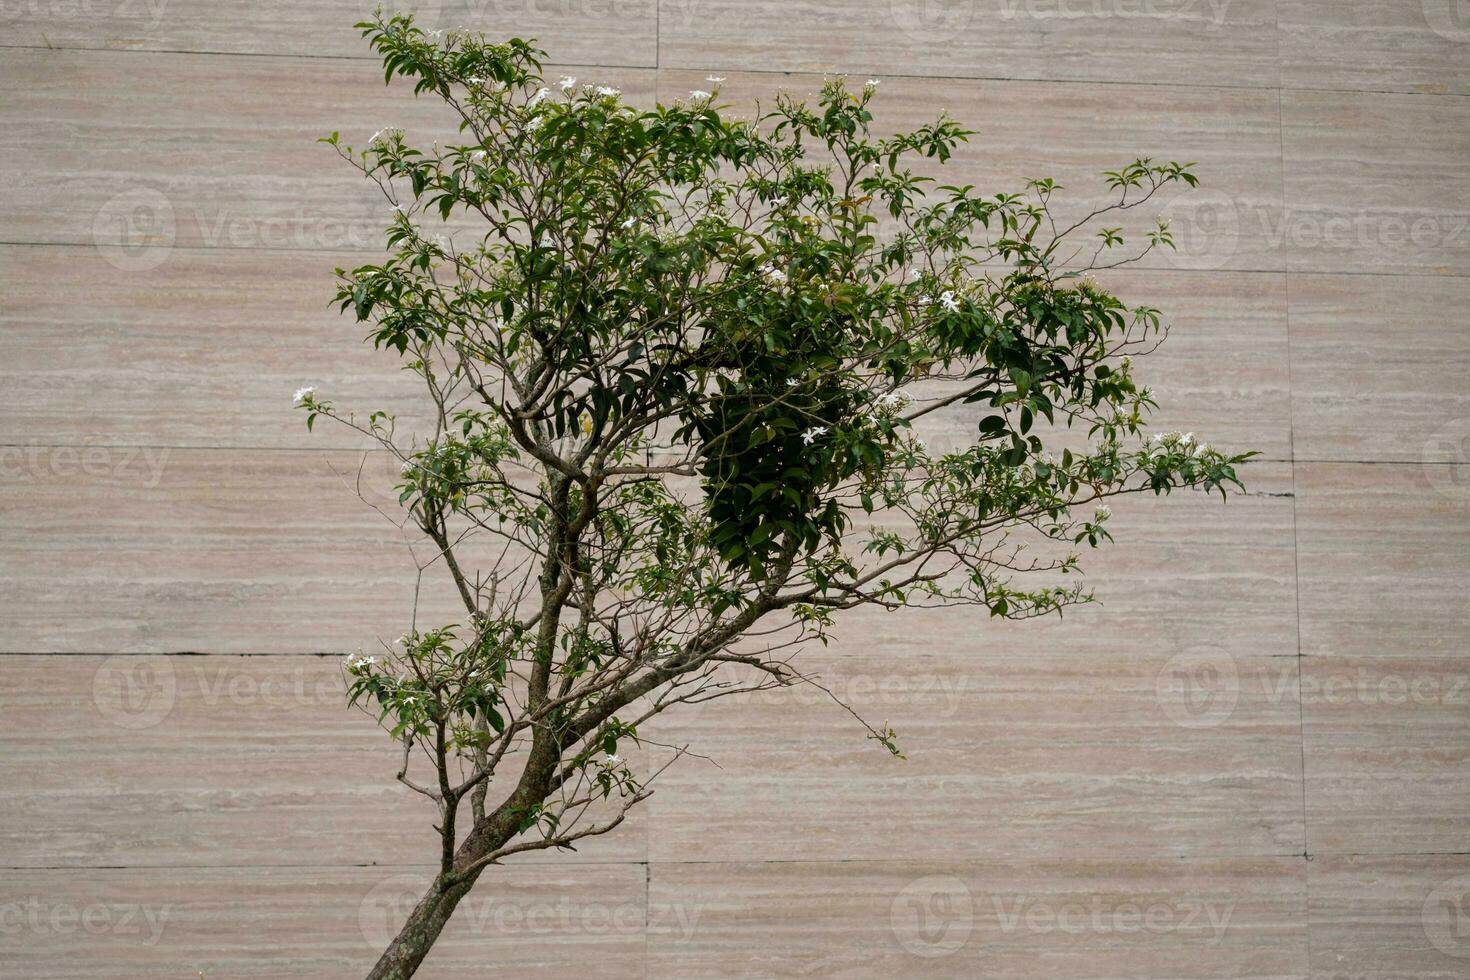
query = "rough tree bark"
xmin=364 ymin=873 xmax=481 ymax=980
xmin=365 ymin=746 xmax=562 ymax=980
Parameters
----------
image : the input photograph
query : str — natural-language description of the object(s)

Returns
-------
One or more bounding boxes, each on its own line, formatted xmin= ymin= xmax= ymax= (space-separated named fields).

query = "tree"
xmin=299 ymin=14 xmax=1252 ymax=978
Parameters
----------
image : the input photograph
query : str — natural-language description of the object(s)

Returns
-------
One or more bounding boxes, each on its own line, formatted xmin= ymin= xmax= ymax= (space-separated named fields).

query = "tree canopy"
xmin=298 ymin=15 xmax=1252 ymax=978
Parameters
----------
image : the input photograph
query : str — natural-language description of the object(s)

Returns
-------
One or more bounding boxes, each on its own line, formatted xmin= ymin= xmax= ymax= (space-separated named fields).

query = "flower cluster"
xmin=1150 ymin=430 xmax=1212 ymax=457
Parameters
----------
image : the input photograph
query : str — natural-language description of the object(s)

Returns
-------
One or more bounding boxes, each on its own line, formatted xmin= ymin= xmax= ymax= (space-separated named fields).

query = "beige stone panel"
xmin=1295 ymin=462 xmax=1470 ymax=663
xmin=0 ymin=863 xmax=648 ymax=978
xmin=0 ymin=0 xmax=659 ymax=67
xmin=0 ymin=448 xmax=467 ymax=653
xmin=643 ymin=645 xmax=1305 ymax=864
xmin=1302 ymin=654 xmax=1470 ymax=854
xmin=1279 ymin=0 xmax=1470 ymax=95
xmin=0 ymin=654 xmax=648 ymax=867
xmin=0 ymin=244 xmax=434 ymax=450
xmin=0 ymin=48 xmax=657 ymax=250
xmin=1296 ymin=462 xmax=1470 ymax=854
xmin=647 ymin=857 xmax=1307 ymax=978
xmin=1282 ymin=90 xmax=1470 ymax=276
xmin=1287 ymin=272 xmax=1470 ymax=464
xmin=1309 ymin=854 xmax=1470 ymax=977
xmin=656 ymin=0 xmax=1280 ymax=90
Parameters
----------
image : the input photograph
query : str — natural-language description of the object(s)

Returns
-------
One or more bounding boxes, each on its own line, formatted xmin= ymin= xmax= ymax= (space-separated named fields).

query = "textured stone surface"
xmin=3 ymin=7 xmax=1467 ymax=976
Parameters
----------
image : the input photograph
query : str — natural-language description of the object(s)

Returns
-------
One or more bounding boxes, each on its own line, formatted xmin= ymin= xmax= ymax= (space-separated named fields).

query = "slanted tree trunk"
xmin=365 ymin=744 xmax=564 ymax=979
xmin=364 ymin=872 xmax=481 ymax=980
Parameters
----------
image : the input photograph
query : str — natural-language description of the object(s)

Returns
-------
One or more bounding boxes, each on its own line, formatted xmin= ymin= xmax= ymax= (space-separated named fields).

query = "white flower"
xmin=914 ymin=438 xmax=928 ymax=452
xmin=1193 ymin=442 xmax=1211 ymax=457
xmin=864 ymin=78 xmax=881 ymax=89
xmin=878 ymin=390 xmax=908 ymax=409
xmin=397 ymin=633 xmax=412 ymax=647
xmin=595 ymin=85 xmax=620 ymax=98
xmin=1094 ymin=504 xmax=1112 ymax=521
xmin=1151 ymin=432 xmax=1167 ymax=444
xmin=1181 ymin=432 xmax=1195 ymax=445
xmin=559 ymin=75 xmax=577 ymax=91
xmin=688 ymin=89 xmax=711 ymax=100
xmin=706 ymin=75 xmax=726 ymax=82
xmin=471 ymin=149 xmax=488 ymax=162
xmin=403 ymin=695 xmax=417 ymax=704
xmin=937 ymin=290 xmax=960 ymax=313
xmin=293 ymin=386 xmax=315 ymax=405
xmin=606 ymin=754 xmax=623 ymax=766
xmin=400 ymin=459 xmax=416 ymax=476
xmin=528 ymin=86 xmax=550 ymax=107
xmin=801 ymin=426 xmax=828 ymax=445
xmin=621 ymin=216 xmax=637 ymax=229
xmin=759 ymin=262 xmax=787 ymax=285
